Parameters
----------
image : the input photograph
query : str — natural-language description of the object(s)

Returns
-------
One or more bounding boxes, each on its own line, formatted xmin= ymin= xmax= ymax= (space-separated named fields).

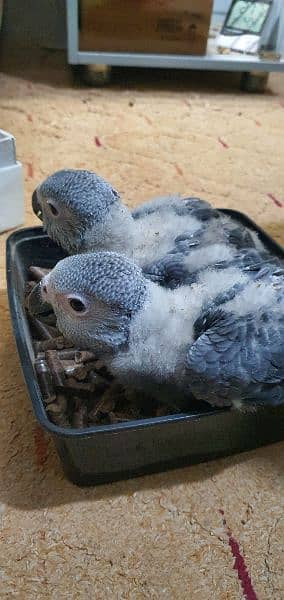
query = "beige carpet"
xmin=0 ymin=49 xmax=283 ymax=599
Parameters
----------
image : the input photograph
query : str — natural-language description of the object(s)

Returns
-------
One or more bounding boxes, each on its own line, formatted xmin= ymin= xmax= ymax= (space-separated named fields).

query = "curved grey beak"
xmin=27 ymin=280 xmax=51 ymax=316
xmin=32 ymin=189 xmax=43 ymax=221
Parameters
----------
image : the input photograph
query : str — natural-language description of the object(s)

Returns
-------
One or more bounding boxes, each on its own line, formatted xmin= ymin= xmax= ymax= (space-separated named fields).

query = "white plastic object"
xmin=0 ymin=130 xmax=24 ymax=233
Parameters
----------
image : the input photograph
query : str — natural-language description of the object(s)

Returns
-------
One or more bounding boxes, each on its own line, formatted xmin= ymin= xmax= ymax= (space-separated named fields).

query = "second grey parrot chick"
xmin=40 ymin=252 xmax=284 ymax=409
xmin=32 ymin=170 xmax=264 ymax=281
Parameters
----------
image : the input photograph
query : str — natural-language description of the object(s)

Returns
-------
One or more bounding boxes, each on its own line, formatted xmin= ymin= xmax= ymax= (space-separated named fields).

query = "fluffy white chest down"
xmin=110 ymin=267 xmax=248 ymax=386
xmin=132 ymin=210 xmax=265 ymax=267
xmin=132 ymin=210 xmax=201 ymax=265
xmin=92 ymin=200 xmax=265 ymax=267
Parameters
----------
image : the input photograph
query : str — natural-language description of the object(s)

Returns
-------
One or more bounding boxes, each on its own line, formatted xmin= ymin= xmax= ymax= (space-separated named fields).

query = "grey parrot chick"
xmin=32 ymin=169 xmax=264 ymax=281
xmin=40 ymin=251 xmax=284 ymax=409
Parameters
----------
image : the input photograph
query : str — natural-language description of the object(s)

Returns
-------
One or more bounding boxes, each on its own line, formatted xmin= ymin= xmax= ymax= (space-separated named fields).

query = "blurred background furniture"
xmin=1 ymin=1 xmax=283 ymax=89
xmin=67 ymin=0 xmax=284 ymax=89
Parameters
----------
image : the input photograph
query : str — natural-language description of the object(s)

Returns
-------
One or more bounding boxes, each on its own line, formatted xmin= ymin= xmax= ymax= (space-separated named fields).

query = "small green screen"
xmin=226 ymin=1 xmax=270 ymax=34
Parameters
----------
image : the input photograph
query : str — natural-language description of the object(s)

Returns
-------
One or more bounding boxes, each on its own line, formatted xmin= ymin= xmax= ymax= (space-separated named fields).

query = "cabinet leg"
xmin=74 ymin=64 xmax=111 ymax=86
xmin=240 ymin=71 xmax=269 ymax=93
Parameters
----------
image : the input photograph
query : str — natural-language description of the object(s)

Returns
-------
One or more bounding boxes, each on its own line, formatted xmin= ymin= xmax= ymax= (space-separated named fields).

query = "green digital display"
xmin=223 ymin=1 xmax=271 ymax=35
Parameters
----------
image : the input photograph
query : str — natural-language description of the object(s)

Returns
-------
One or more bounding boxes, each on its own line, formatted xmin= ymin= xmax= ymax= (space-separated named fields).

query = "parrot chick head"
xmin=41 ymin=252 xmax=148 ymax=354
xmin=32 ymin=169 xmax=126 ymax=254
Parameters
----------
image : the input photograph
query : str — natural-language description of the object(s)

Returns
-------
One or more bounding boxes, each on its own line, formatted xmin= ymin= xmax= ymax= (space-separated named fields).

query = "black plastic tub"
xmin=6 ymin=210 xmax=284 ymax=486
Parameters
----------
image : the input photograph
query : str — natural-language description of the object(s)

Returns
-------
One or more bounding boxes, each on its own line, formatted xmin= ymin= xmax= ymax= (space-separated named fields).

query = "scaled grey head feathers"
xmin=33 ymin=169 xmax=119 ymax=253
xmin=42 ymin=252 xmax=148 ymax=353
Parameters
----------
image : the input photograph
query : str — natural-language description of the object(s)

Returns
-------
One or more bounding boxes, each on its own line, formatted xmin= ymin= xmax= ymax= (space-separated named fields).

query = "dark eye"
xmin=112 ymin=188 xmax=119 ymax=199
xmin=48 ymin=202 xmax=59 ymax=216
xmin=69 ymin=298 xmax=86 ymax=313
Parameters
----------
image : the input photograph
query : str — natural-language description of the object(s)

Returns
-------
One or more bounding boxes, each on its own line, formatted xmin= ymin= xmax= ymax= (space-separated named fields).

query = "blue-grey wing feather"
xmin=186 ymin=308 xmax=284 ymax=408
xmin=144 ymin=247 xmax=283 ymax=289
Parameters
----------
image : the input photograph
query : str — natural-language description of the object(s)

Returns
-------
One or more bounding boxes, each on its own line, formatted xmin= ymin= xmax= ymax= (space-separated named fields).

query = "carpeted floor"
xmin=0 ymin=49 xmax=283 ymax=599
